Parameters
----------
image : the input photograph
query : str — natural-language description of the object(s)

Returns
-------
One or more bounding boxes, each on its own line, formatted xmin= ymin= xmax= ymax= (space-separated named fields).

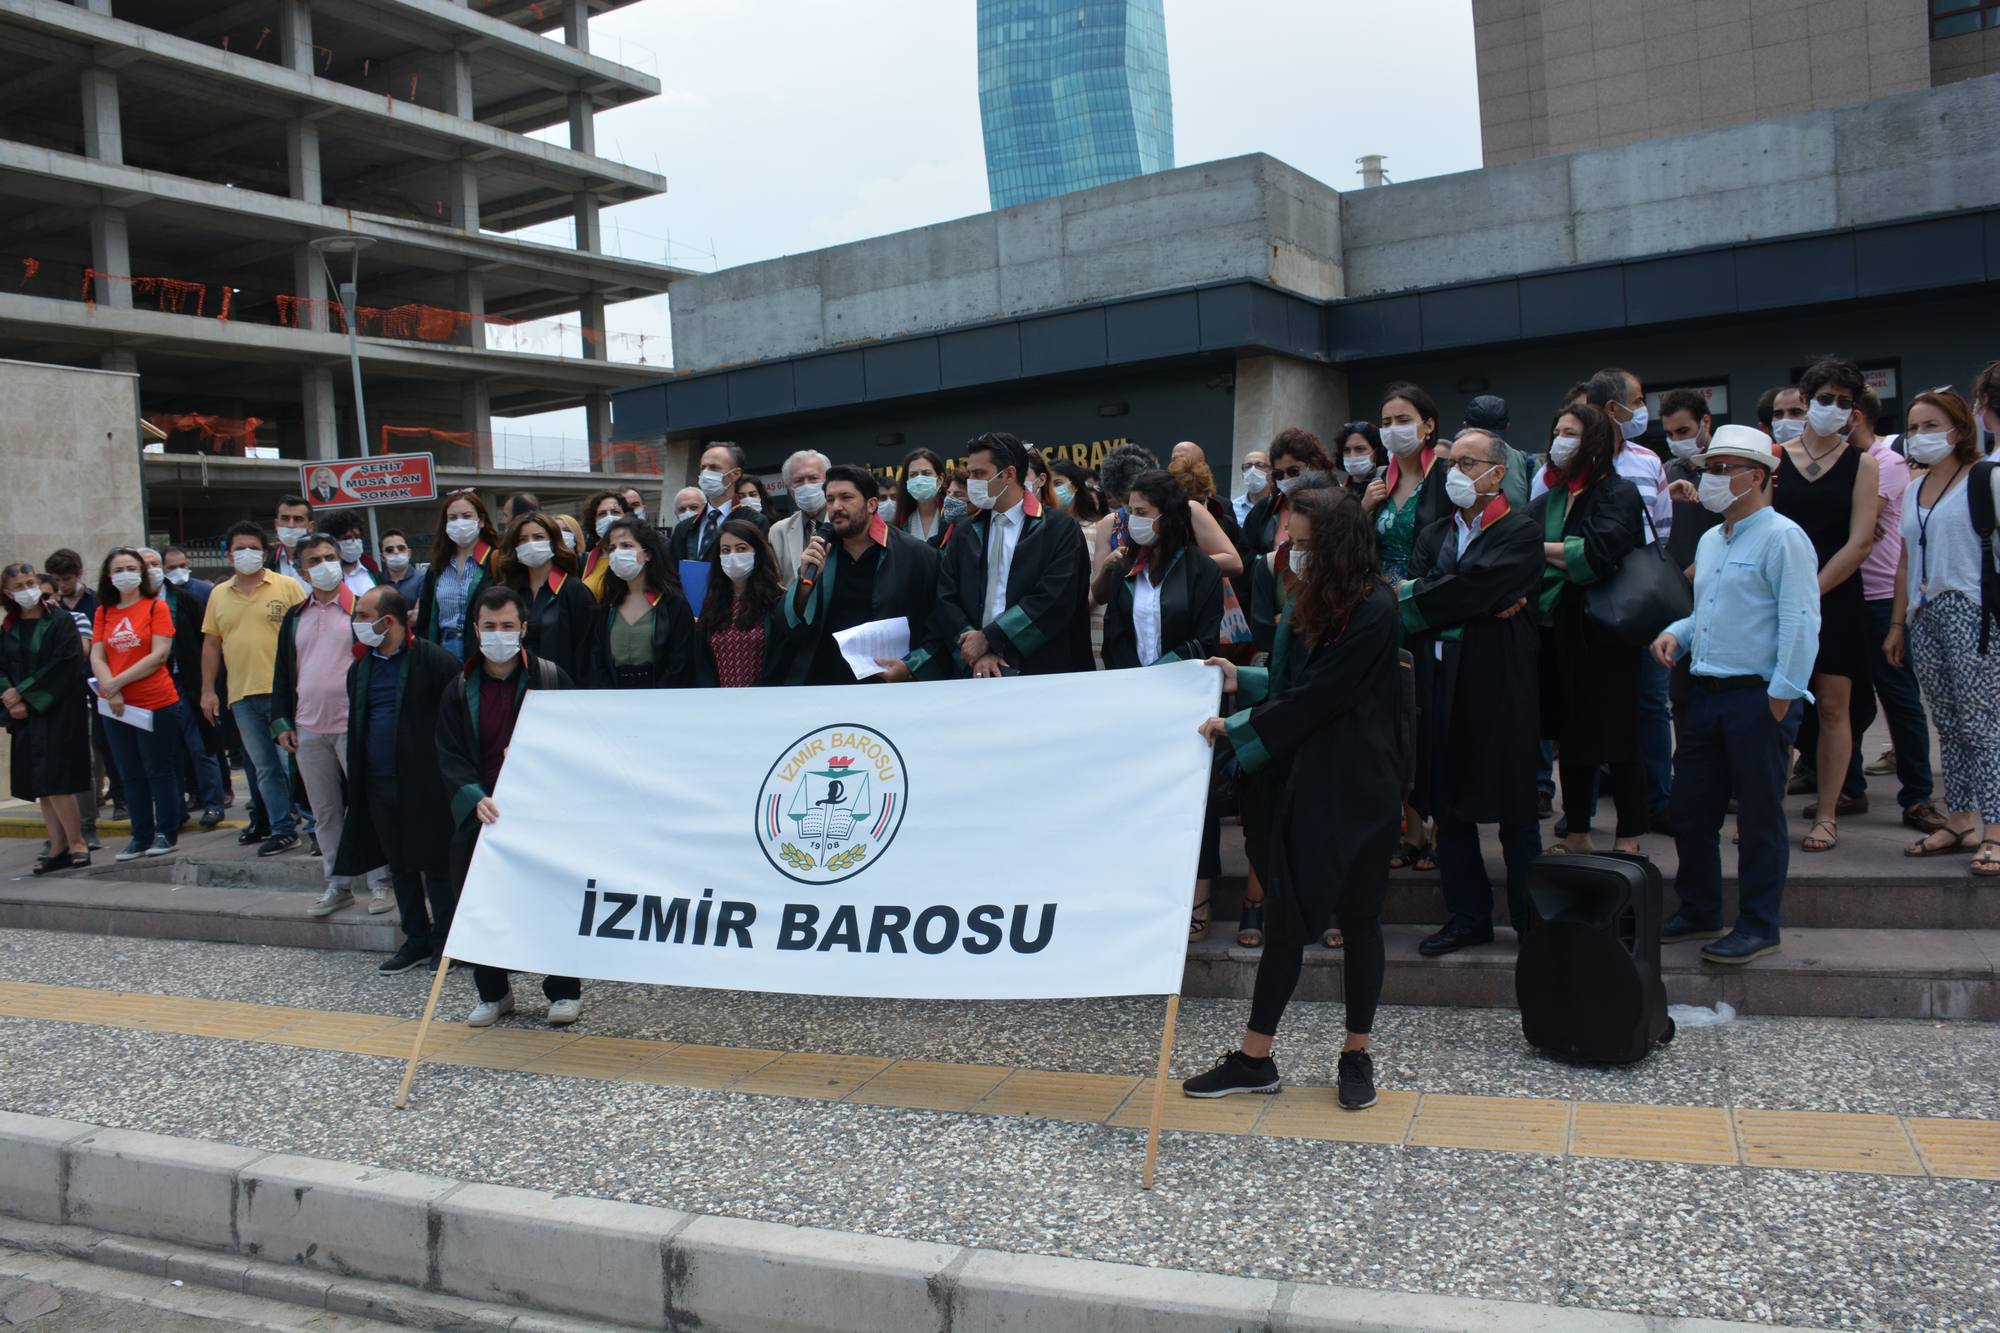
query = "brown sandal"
xmin=1802 ymin=819 xmax=1837 ymax=853
xmin=1189 ymin=896 xmax=1211 ymax=943
xmin=1973 ymin=843 xmax=2000 ymax=878
xmin=1906 ymin=827 xmax=1978 ymax=858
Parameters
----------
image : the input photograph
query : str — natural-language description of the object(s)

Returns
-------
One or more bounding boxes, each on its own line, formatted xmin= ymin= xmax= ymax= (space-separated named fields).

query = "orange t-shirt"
xmin=92 ymin=597 xmax=180 ymax=711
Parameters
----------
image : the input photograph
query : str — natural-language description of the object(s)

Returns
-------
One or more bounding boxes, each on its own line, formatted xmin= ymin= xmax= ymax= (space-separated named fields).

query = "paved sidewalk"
xmin=0 ymin=931 xmax=1995 ymax=1329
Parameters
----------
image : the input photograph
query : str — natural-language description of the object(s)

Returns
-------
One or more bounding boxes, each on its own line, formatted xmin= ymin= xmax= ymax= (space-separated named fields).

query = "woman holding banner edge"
xmin=1190 ymin=487 xmax=1403 ymax=1112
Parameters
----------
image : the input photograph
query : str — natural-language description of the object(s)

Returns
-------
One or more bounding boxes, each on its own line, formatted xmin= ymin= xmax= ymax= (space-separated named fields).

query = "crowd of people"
xmin=5 ymin=356 xmax=1997 ymax=1112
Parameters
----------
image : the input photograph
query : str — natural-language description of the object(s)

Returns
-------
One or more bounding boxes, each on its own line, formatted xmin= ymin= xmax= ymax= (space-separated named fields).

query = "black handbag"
xmin=1583 ymin=507 xmax=1690 ymax=646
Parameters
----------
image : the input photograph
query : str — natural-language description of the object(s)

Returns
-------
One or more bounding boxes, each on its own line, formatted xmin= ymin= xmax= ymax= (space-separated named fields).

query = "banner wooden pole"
xmin=1140 ymin=992 xmax=1181 ymax=1190
xmin=393 ymin=957 xmax=452 ymax=1110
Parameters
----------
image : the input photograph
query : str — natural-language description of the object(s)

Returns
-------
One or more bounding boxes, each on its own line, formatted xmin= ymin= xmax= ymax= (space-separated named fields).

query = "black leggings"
xmin=1558 ymin=752 xmax=1648 ymax=839
xmin=1246 ymin=829 xmax=1394 ymax=1038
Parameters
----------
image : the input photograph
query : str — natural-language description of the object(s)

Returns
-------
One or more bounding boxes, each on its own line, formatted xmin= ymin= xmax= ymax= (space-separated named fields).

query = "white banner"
xmin=446 ymin=661 xmax=1221 ymax=999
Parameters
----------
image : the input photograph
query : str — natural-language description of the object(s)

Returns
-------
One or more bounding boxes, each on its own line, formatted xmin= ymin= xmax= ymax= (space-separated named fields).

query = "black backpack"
xmin=1969 ymin=460 xmax=2000 ymax=655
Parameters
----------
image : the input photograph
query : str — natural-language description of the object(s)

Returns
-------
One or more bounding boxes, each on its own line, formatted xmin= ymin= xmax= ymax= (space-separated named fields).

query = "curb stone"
xmin=0 ymin=1112 xmax=1825 ymax=1332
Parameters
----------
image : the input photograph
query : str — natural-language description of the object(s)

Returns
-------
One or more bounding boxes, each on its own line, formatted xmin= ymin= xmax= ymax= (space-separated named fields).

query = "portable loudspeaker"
xmin=1515 ymin=851 xmax=1674 ymax=1064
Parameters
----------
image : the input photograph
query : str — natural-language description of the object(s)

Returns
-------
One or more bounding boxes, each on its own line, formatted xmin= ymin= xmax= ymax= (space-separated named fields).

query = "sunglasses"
xmin=1273 ymin=465 xmax=1306 ymax=479
xmin=1811 ymin=392 xmax=1855 ymax=410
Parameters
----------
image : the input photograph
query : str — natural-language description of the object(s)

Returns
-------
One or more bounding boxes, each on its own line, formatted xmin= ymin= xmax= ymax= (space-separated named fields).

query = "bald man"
xmin=1171 ymin=440 xmax=1204 ymax=466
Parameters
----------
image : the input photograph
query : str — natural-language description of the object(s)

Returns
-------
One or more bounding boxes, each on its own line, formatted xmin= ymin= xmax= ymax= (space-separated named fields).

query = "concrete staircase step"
xmin=0 ymin=877 xmax=399 ymax=953
xmin=1184 ymin=923 xmax=2000 ymax=1022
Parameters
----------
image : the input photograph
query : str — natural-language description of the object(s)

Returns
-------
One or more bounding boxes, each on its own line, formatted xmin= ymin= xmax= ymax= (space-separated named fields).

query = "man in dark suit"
xmin=669 ymin=442 xmax=766 ymax=562
xmin=332 ymin=584 xmax=462 ymax=974
xmin=928 ymin=431 xmax=1085 ymax=677
xmin=150 ymin=546 xmax=225 ymax=827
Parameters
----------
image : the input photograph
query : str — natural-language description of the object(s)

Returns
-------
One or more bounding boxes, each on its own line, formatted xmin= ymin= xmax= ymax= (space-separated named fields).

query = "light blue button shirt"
xmin=1663 ymin=506 xmax=1821 ymax=702
xmin=433 ymin=555 xmax=475 ymax=661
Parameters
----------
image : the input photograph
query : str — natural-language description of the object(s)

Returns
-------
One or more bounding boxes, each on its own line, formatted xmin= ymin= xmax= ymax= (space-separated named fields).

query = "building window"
xmin=1932 ymin=0 xmax=2000 ymax=38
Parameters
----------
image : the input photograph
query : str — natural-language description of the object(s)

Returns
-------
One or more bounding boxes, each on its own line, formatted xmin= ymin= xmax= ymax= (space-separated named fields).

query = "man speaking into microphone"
xmin=787 ymin=464 xmax=940 ymax=683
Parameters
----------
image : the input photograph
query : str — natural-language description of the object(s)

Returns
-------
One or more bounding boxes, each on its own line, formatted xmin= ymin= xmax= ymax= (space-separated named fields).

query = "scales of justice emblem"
xmin=756 ymin=725 xmax=908 ymax=886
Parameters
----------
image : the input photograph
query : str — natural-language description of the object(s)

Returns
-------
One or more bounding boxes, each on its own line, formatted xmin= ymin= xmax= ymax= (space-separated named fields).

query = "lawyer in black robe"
xmin=928 ymin=489 xmax=1086 ymax=677
xmin=784 ymin=514 xmax=940 ymax=683
xmin=1099 ymin=547 xmax=1225 ymax=669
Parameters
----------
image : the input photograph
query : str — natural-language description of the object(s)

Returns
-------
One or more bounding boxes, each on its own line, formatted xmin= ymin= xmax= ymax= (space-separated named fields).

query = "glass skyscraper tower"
xmin=977 ymin=0 xmax=1175 ymax=210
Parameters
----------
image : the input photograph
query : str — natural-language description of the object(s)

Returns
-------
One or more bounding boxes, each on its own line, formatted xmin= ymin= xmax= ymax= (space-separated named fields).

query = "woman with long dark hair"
xmin=89 ymin=547 xmax=186 ymax=861
xmin=893 ymin=447 xmax=949 ymax=544
xmin=1363 ymin=382 xmax=1444 ymax=581
xmin=415 ymin=489 xmax=497 ymax=660
xmin=1188 ymin=487 xmax=1403 ymax=1111
xmin=1336 ymin=421 xmax=1387 ymax=498
xmin=495 ymin=511 xmax=595 ymax=685
xmin=1536 ymin=403 xmax=1648 ymax=855
xmin=1053 ymin=459 xmax=1106 ymax=523
xmin=2 ymin=562 xmax=91 ymax=873
xmin=588 ymin=517 xmax=694 ymax=689
xmin=695 ymin=518 xmax=794 ymax=686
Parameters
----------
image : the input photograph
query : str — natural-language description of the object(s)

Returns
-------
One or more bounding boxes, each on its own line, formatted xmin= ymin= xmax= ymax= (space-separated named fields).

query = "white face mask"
xmin=145 ymin=567 xmax=165 ymax=591
xmin=1618 ymin=404 xmax=1649 ymax=440
xmin=276 ymin=525 xmax=308 ymax=548
xmin=1342 ymin=455 xmax=1374 ymax=479
xmin=697 ymin=469 xmax=729 ymax=500
xmin=595 ymin=514 xmax=617 ymax=539
xmin=351 ymin=617 xmax=389 ymax=648
xmin=1241 ymin=466 xmax=1268 ymax=494
xmin=515 ymin=540 xmax=554 ymax=568
xmin=1548 ymin=436 xmax=1580 ymax=468
xmin=720 ymin=551 xmax=757 ymax=582
xmin=1126 ymin=514 xmax=1158 ymax=546
xmin=677 ymin=507 xmax=700 ymax=523
xmin=1381 ymin=422 xmax=1423 ymax=456
xmin=967 ymin=476 xmax=1002 ymax=510
xmin=1771 ymin=418 xmax=1805 ymax=442
xmin=477 ymin=630 xmax=520 ymax=663
xmin=792 ymin=482 xmax=826 ymax=513
xmin=10 ymin=588 xmax=42 ymax=610
xmin=1276 ymin=473 xmax=1305 ymax=497
xmin=1698 ymin=471 xmax=1741 ymax=513
xmin=878 ymin=499 xmax=898 ymax=524
xmin=1444 ymin=464 xmax=1497 ymax=510
xmin=1807 ymin=399 xmax=1851 ymax=437
xmin=384 ymin=553 xmax=410 ymax=574
xmin=1289 ymin=549 xmax=1310 ymax=579
xmin=739 ymin=495 xmax=763 ymax=512
xmin=905 ymin=475 xmax=938 ymax=503
xmin=1905 ymin=432 xmax=1953 ymax=466
xmin=630 ymin=508 xmax=646 ymax=524
xmin=110 ymin=569 xmax=143 ymax=594
xmin=307 ymin=560 xmax=344 ymax=591
xmin=1668 ymin=434 xmax=1703 ymax=461
xmin=337 ymin=539 xmax=365 ymax=564
xmin=446 ymin=518 xmax=481 ymax=547
xmin=608 ymin=548 xmax=645 ymax=582
xmin=231 ymin=549 xmax=265 ymax=576
xmin=165 ymin=567 xmax=190 ymax=586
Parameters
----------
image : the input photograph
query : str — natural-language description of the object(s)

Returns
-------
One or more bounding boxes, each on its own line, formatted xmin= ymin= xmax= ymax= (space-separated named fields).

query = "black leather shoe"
xmin=1700 ymin=928 xmax=1780 ymax=965
xmin=1661 ymin=911 xmax=1727 ymax=943
xmin=377 ymin=941 xmax=430 ymax=975
xmin=1417 ymin=921 xmax=1495 ymax=958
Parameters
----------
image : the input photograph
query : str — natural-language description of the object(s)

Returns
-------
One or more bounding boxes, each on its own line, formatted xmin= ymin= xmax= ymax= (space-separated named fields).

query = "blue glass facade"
xmin=977 ymin=0 xmax=1175 ymax=210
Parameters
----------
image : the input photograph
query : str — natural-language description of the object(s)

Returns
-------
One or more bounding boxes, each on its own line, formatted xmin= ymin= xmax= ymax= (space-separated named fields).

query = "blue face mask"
xmin=941 ymin=497 xmax=969 ymax=523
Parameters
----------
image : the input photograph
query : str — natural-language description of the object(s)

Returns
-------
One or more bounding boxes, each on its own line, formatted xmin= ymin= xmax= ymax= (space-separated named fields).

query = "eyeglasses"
xmin=1703 ymin=462 xmax=1764 ymax=476
xmin=1452 ymin=455 xmax=1501 ymax=473
xmin=1273 ymin=464 xmax=1306 ymax=480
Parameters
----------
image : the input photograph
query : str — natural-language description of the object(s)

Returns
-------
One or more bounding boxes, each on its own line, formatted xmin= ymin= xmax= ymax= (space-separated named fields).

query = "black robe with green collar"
xmin=1099 ymin=545 xmax=1225 ymax=670
xmin=330 ymin=636 xmax=462 ymax=879
xmin=928 ymin=493 xmax=1086 ymax=676
xmin=782 ymin=515 xmax=942 ymax=682
xmin=436 ymin=650 xmax=570 ymax=840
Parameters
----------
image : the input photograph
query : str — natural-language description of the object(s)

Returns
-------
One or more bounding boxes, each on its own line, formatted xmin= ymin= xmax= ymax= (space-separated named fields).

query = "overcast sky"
xmin=501 ymin=0 xmax=1480 ymax=464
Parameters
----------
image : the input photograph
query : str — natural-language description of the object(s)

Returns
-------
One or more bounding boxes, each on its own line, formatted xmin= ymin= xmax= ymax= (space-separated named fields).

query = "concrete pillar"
xmin=579 ymin=291 xmax=607 ymax=361
xmin=1229 ymin=355 xmax=1349 ymax=478
xmin=573 ymin=192 xmax=602 ymax=254
xmin=462 ymin=380 xmax=493 ymax=468
xmin=100 ymin=349 xmax=137 ymax=374
xmin=443 ymin=51 xmax=475 ymax=119
xmin=287 ymin=120 xmax=322 ymax=204
xmin=301 ymin=367 xmax=340 ymax=459
xmin=445 ymin=158 xmax=479 ymax=232
xmin=584 ymin=391 xmax=613 ymax=460
xmin=563 ymin=1 xmax=590 ymax=53
xmin=88 ymin=207 xmax=132 ymax=308
xmin=81 ymin=68 xmax=121 ymax=165
xmin=292 ymin=242 xmax=329 ymax=332
xmin=567 ymin=91 xmax=595 ymax=156
xmin=277 ymin=0 xmax=314 ymax=73
xmin=457 ymin=271 xmax=486 ymax=350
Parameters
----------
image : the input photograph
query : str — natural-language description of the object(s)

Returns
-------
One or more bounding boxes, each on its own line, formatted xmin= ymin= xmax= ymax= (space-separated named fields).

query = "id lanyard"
xmin=1913 ymin=462 xmax=1966 ymax=606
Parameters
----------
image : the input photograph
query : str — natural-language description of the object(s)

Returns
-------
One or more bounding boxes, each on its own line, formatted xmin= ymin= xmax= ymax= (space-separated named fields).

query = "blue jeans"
xmin=175 ymin=690 xmax=223 ymax=809
xmin=1671 ymin=686 xmax=1803 ymax=940
xmin=1434 ymin=817 xmax=1544 ymax=932
xmin=102 ymin=700 xmax=187 ymax=848
xmin=1637 ymin=655 xmax=1673 ymax=815
xmin=229 ymin=695 xmax=295 ymax=837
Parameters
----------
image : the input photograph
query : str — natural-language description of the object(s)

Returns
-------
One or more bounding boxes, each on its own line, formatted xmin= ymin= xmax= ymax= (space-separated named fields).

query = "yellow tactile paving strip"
xmin=2 ymin=979 xmax=1997 ymax=1181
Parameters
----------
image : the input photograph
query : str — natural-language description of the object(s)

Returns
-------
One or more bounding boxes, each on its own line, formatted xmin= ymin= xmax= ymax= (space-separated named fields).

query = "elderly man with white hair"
xmin=766 ymin=448 xmax=833 ymax=587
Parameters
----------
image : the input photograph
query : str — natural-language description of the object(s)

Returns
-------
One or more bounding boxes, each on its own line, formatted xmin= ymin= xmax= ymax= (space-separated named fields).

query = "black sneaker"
xmin=1182 ymin=1049 xmax=1282 ymax=1098
xmin=377 ymin=941 xmax=430 ymax=975
xmin=258 ymin=833 xmax=300 ymax=857
xmin=1701 ymin=928 xmax=1780 ymax=965
xmin=238 ymin=825 xmax=269 ymax=846
xmin=198 ymin=806 xmax=224 ymax=830
xmin=1661 ymin=910 xmax=1727 ymax=943
xmin=1337 ymin=1050 xmax=1377 ymax=1111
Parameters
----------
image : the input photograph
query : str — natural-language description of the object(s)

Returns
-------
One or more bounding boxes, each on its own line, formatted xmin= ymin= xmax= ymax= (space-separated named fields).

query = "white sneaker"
xmin=466 ymin=993 xmax=515 ymax=1027
xmin=307 ymin=887 xmax=354 ymax=918
xmin=546 ymin=998 xmax=582 ymax=1027
xmin=366 ymin=886 xmax=394 ymax=915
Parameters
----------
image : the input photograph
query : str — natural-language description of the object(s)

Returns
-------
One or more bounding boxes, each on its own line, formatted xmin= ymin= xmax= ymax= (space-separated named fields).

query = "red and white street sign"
xmin=300 ymin=454 xmax=437 ymax=508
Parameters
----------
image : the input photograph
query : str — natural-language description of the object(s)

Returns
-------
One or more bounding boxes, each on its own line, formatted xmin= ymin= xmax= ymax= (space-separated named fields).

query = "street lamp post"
xmin=308 ymin=234 xmax=381 ymax=553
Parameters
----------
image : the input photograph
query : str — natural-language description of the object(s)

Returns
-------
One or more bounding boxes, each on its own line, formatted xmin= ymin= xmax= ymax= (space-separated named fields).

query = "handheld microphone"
xmin=798 ymin=517 xmax=828 ymax=590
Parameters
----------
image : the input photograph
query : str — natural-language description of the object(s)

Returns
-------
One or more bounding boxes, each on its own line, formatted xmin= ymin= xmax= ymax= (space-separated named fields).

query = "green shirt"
xmin=609 ymin=605 xmax=655 ymax=668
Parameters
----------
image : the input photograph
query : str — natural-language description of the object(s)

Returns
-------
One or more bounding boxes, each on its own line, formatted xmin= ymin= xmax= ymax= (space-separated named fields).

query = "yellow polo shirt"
xmin=201 ymin=571 xmax=306 ymax=702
